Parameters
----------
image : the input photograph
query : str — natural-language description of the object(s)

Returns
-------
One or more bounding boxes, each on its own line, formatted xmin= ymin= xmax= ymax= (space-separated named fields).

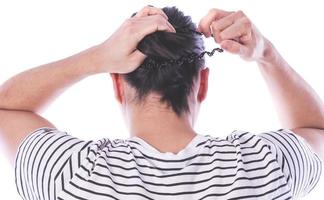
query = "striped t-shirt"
xmin=15 ymin=128 xmax=322 ymax=200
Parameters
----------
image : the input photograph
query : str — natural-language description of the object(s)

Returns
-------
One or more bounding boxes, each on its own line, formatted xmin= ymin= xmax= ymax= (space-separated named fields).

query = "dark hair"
xmin=124 ymin=6 xmax=205 ymax=116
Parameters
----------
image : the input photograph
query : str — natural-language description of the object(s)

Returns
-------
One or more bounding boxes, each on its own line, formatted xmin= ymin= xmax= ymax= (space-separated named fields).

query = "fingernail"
xmin=221 ymin=44 xmax=227 ymax=49
xmin=168 ymin=22 xmax=176 ymax=32
xmin=221 ymin=42 xmax=229 ymax=49
xmin=219 ymin=33 xmax=223 ymax=40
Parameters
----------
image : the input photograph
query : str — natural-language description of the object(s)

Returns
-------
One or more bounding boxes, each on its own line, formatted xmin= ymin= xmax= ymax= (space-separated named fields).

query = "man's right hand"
xmin=199 ymin=9 xmax=324 ymax=162
xmin=198 ymin=8 xmax=272 ymax=63
xmin=97 ymin=6 xmax=175 ymax=74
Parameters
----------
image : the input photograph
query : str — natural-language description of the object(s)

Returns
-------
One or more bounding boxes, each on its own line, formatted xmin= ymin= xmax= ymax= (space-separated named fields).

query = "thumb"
xmin=220 ymin=40 xmax=248 ymax=55
xmin=130 ymin=49 xmax=147 ymax=67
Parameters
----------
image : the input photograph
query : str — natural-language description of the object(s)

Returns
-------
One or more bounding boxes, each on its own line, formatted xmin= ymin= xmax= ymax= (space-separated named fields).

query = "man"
xmin=0 ymin=6 xmax=322 ymax=200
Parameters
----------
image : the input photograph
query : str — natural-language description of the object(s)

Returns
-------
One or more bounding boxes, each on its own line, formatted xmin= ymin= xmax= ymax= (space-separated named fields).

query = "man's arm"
xmin=198 ymin=9 xmax=324 ymax=160
xmin=256 ymin=40 xmax=324 ymax=159
xmin=0 ymin=46 xmax=103 ymax=164
xmin=0 ymin=6 xmax=175 ymax=164
xmin=0 ymin=46 xmax=105 ymax=113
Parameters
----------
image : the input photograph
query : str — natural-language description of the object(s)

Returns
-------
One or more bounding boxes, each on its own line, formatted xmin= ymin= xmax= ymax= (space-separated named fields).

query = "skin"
xmin=0 ymin=7 xmax=324 ymax=167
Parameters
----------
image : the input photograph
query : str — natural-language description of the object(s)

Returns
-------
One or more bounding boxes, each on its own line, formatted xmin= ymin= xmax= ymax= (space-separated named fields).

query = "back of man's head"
xmin=124 ymin=7 xmax=205 ymax=116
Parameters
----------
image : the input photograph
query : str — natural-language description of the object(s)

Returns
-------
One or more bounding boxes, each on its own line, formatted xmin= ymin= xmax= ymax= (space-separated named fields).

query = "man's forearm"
xmin=0 ymin=12 xmax=174 ymax=115
xmin=0 ymin=45 xmax=105 ymax=114
xmin=257 ymin=40 xmax=324 ymax=129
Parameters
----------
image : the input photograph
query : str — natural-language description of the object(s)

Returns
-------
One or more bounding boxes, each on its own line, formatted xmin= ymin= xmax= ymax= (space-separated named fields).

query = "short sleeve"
xmin=14 ymin=127 xmax=93 ymax=200
xmin=258 ymin=129 xmax=322 ymax=198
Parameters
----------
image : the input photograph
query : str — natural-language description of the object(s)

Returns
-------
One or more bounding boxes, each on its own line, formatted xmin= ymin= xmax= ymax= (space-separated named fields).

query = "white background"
xmin=0 ymin=0 xmax=323 ymax=199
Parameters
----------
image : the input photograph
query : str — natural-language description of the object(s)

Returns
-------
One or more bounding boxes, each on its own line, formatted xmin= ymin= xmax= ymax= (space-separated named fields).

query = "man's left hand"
xmin=198 ymin=9 xmax=269 ymax=62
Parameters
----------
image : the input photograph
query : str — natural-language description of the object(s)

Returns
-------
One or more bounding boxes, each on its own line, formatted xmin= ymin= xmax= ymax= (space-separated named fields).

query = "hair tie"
xmin=139 ymin=28 xmax=224 ymax=69
xmin=140 ymin=47 xmax=223 ymax=69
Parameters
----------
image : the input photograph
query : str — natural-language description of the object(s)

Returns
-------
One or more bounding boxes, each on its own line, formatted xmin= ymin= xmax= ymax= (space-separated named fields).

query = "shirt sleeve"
xmin=258 ymin=129 xmax=322 ymax=198
xmin=14 ymin=127 xmax=93 ymax=200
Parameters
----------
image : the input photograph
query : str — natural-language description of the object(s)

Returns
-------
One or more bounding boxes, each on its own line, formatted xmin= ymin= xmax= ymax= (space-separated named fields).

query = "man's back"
xmin=15 ymin=128 xmax=322 ymax=199
xmin=1 ymin=5 xmax=324 ymax=200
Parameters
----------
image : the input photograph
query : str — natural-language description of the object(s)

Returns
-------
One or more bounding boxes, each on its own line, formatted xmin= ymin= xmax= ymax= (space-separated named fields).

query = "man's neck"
xmin=128 ymin=106 xmax=197 ymax=154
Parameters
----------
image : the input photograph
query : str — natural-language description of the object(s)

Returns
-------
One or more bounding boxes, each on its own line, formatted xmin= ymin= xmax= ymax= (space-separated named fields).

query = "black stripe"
xmin=307 ymin=145 xmax=315 ymax=190
xmin=238 ymin=131 xmax=250 ymax=138
xmin=82 ymin=156 xmax=277 ymax=181
xmin=81 ymin=165 xmax=91 ymax=177
xmin=73 ymin=172 xmax=285 ymax=197
xmin=108 ymin=147 xmax=237 ymax=162
xmin=62 ymin=187 xmax=88 ymax=200
xmin=293 ymin=132 xmax=312 ymax=193
xmin=281 ymin=152 xmax=290 ymax=184
xmin=273 ymin=131 xmax=302 ymax=195
xmin=59 ymin=172 xmax=88 ymax=200
xmin=69 ymin=179 xmax=124 ymax=200
xmin=258 ymin=135 xmax=289 ymax=183
xmin=308 ymin=145 xmax=318 ymax=190
xmin=199 ymin=138 xmax=261 ymax=150
xmin=241 ymin=138 xmax=261 ymax=149
xmin=92 ymin=141 xmax=239 ymax=161
xmin=261 ymin=132 xmax=297 ymax=194
xmin=61 ymin=173 xmax=65 ymax=191
xmin=30 ymin=133 xmax=56 ymax=192
xmin=195 ymin=132 xmax=249 ymax=148
xmin=41 ymin=138 xmax=77 ymax=199
xmin=241 ymin=144 xmax=267 ymax=156
xmin=92 ymin=148 xmax=238 ymax=164
xmin=25 ymin=131 xmax=50 ymax=200
xmin=308 ymin=154 xmax=321 ymax=193
xmin=272 ymin=189 xmax=292 ymax=200
xmin=53 ymin=140 xmax=91 ymax=183
xmin=226 ymin=182 xmax=288 ymax=200
xmin=128 ymin=140 xmax=141 ymax=146
xmin=289 ymin=129 xmax=322 ymax=193
xmin=240 ymin=135 xmax=255 ymax=145
xmin=34 ymin=135 xmax=68 ymax=198
xmin=199 ymin=176 xmax=286 ymax=199
xmin=48 ymin=141 xmax=83 ymax=200
xmin=84 ymin=151 xmax=274 ymax=179
xmin=69 ymin=157 xmax=73 ymax=180
xmin=203 ymin=143 xmax=239 ymax=149
xmin=84 ymin=165 xmax=281 ymax=191
xmin=94 ymin=134 xmax=261 ymax=165
xmin=78 ymin=148 xmax=81 ymax=168
xmin=195 ymin=137 xmax=230 ymax=148
xmin=53 ymin=158 xmax=69 ymax=200
xmin=30 ymin=132 xmax=58 ymax=198
xmin=89 ymin=145 xmax=271 ymax=172
xmin=16 ymin=129 xmax=40 ymax=200
xmin=93 ymin=141 xmax=269 ymax=166
xmin=278 ymin=130 xmax=305 ymax=194
xmin=20 ymin=129 xmax=48 ymax=200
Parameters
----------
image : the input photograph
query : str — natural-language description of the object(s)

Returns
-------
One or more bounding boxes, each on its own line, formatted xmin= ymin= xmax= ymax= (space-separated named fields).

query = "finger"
xmin=210 ymin=11 xmax=244 ymax=43
xmin=139 ymin=15 xmax=175 ymax=32
xmin=219 ymin=17 xmax=252 ymax=42
xmin=220 ymin=40 xmax=248 ymax=55
xmin=166 ymin=20 xmax=176 ymax=33
xmin=135 ymin=6 xmax=168 ymax=19
xmin=130 ymin=49 xmax=147 ymax=66
xmin=135 ymin=15 xmax=176 ymax=41
xmin=239 ymin=31 xmax=252 ymax=43
xmin=198 ymin=8 xmax=232 ymax=38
